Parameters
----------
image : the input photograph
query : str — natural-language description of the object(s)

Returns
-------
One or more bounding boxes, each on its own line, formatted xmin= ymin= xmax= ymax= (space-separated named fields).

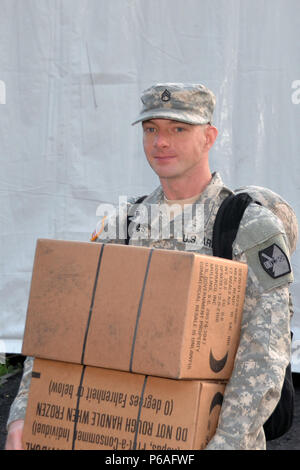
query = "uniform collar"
xmin=144 ymin=171 xmax=230 ymax=229
xmin=146 ymin=171 xmax=226 ymax=205
xmin=193 ymin=172 xmax=225 ymax=204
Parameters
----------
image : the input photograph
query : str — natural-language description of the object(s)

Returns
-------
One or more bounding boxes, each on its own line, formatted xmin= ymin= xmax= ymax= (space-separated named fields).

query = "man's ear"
xmin=205 ymin=125 xmax=218 ymax=149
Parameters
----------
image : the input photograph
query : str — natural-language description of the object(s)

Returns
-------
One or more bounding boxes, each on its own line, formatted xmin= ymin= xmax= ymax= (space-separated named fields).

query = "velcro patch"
xmin=259 ymin=243 xmax=291 ymax=279
xmin=242 ymin=233 xmax=293 ymax=291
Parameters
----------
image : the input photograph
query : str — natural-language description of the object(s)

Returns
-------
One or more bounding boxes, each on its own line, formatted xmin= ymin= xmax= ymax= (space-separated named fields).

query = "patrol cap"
xmin=132 ymin=82 xmax=216 ymax=126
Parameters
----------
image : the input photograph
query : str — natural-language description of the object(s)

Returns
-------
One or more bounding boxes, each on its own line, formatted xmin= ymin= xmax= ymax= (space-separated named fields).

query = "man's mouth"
xmin=154 ymin=155 xmax=176 ymax=161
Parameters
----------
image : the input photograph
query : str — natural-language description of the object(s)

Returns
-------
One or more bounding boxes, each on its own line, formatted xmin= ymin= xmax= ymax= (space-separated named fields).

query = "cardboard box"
xmin=22 ymin=239 xmax=248 ymax=379
xmin=22 ymin=358 xmax=226 ymax=451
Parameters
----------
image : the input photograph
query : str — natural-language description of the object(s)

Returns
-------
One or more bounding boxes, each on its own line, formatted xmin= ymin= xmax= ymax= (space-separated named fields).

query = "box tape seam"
xmin=192 ymin=382 xmax=202 ymax=449
xmin=133 ymin=375 xmax=148 ymax=450
xmin=71 ymin=364 xmax=86 ymax=450
xmin=81 ymin=244 xmax=105 ymax=364
xmin=129 ymin=248 xmax=154 ymax=373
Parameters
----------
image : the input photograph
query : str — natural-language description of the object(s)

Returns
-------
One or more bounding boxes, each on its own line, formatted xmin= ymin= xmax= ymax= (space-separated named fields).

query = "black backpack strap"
xmin=212 ymin=191 xmax=294 ymax=441
xmin=212 ymin=192 xmax=254 ymax=259
xmin=125 ymin=195 xmax=147 ymax=245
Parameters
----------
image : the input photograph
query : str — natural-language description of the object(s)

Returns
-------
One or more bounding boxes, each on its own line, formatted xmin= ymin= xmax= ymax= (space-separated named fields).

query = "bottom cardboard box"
xmin=23 ymin=358 xmax=226 ymax=450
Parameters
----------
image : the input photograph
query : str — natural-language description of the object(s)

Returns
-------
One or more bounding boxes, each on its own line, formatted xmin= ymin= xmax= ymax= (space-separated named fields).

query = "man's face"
xmin=142 ymin=119 xmax=212 ymax=181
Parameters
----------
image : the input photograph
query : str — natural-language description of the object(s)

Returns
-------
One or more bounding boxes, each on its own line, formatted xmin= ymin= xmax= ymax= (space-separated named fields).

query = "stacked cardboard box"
xmin=21 ymin=239 xmax=248 ymax=450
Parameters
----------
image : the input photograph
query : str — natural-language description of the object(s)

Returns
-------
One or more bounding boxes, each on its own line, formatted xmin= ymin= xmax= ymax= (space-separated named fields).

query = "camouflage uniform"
xmin=98 ymin=172 xmax=295 ymax=450
xmin=8 ymin=173 xmax=296 ymax=450
xmin=7 ymin=83 xmax=297 ymax=450
xmin=7 ymin=355 xmax=34 ymax=425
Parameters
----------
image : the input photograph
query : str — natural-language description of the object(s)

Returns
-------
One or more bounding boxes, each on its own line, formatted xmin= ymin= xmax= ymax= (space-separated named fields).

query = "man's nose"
xmin=154 ymin=132 xmax=170 ymax=148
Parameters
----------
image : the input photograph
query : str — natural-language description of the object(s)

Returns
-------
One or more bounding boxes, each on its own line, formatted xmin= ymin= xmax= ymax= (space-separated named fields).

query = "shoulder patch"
xmin=259 ymin=243 xmax=291 ymax=279
xmin=243 ymin=234 xmax=293 ymax=291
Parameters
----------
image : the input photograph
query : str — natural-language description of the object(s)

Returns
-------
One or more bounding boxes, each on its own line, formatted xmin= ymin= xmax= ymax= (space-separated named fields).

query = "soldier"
xmin=6 ymin=83 xmax=297 ymax=450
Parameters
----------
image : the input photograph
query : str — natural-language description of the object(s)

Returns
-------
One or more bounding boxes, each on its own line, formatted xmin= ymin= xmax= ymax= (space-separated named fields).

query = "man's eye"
xmin=174 ymin=127 xmax=185 ymax=132
xmin=144 ymin=127 xmax=156 ymax=133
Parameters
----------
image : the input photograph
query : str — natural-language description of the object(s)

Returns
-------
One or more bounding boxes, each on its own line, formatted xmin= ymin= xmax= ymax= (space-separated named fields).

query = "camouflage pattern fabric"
xmin=7 ymin=173 xmax=296 ymax=450
xmin=7 ymin=356 xmax=34 ymax=425
xmin=132 ymin=83 xmax=215 ymax=126
xmin=235 ymin=185 xmax=298 ymax=255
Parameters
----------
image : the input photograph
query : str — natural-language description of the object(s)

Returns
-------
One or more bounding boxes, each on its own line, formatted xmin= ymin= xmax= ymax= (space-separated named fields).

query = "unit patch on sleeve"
xmin=258 ymin=243 xmax=291 ymax=279
xmin=242 ymin=233 xmax=293 ymax=291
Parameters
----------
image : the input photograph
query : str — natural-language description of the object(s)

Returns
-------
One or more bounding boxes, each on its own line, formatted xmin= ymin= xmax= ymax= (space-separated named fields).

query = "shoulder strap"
xmin=127 ymin=192 xmax=254 ymax=251
xmin=213 ymin=191 xmax=294 ymax=441
xmin=212 ymin=192 xmax=254 ymax=259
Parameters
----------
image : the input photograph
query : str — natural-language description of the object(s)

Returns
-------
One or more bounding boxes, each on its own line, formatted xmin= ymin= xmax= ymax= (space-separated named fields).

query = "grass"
xmin=0 ymin=361 xmax=16 ymax=377
xmin=0 ymin=355 xmax=24 ymax=379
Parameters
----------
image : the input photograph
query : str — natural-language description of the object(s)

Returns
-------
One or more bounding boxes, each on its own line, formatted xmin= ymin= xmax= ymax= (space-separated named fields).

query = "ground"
xmin=1 ymin=367 xmax=300 ymax=450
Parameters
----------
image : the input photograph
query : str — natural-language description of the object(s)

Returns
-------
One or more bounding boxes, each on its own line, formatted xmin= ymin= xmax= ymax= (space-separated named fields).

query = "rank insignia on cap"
xmin=259 ymin=243 xmax=291 ymax=279
xmin=161 ymin=89 xmax=171 ymax=102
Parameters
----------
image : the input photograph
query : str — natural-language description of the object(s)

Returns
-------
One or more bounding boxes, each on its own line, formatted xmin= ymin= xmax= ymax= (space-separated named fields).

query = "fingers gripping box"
xmin=22 ymin=239 xmax=248 ymax=379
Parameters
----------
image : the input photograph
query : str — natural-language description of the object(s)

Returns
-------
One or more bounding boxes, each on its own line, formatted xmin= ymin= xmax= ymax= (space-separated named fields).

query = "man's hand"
xmin=5 ymin=420 xmax=24 ymax=450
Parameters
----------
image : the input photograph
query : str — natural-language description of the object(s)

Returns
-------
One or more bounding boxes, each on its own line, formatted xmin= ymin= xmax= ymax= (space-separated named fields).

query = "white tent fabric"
xmin=0 ymin=0 xmax=300 ymax=370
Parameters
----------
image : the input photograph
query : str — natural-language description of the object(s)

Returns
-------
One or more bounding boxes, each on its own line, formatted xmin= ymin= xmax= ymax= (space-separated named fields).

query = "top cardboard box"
xmin=22 ymin=239 xmax=248 ymax=380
